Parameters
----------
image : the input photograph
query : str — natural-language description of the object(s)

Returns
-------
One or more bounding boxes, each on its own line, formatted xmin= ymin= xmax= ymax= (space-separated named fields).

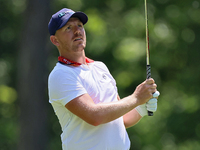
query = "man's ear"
xmin=50 ymin=35 xmax=59 ymax=46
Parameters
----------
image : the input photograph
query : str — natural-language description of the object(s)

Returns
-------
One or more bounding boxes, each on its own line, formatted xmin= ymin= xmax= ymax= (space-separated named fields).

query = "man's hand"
xmin=133 ymin=78 xmax=157 ymax=106
xmin=135 ymin=91 xmax=160 ymax=117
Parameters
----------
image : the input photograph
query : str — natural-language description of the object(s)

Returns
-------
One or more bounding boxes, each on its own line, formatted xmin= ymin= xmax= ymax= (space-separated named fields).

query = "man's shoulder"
xmin=49 ymin=63 xmax=66 ymax=73
xmin=93 ymin=61 xmax=107 ymax=68
xmin=48 ymin=63 xmax=74 ymax=80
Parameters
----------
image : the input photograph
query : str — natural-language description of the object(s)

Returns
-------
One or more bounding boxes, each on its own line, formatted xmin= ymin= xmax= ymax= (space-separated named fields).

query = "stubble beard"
xmin=72 ymin=41 xmax=86 ymax=52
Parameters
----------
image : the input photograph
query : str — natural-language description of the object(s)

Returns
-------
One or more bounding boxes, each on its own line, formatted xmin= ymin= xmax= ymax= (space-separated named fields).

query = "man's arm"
xmin=65 ymin=78 xmax=157 ymax=126
xmin=118 ymin=95 xmax=142 ymax=128
xmin=123 ymin=108 xmax=142 ymax=128
xmin=65 ymin=93 xmax=138 ymax=126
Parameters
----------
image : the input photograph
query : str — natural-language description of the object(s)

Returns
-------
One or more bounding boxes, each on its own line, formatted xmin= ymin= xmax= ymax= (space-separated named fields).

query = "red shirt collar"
xmin=58 ymin=56 xmax=94 ymax=66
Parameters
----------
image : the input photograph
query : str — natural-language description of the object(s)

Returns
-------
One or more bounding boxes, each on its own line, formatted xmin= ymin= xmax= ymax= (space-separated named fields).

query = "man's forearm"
xmin=123 ymin=108 xmax=142 ymax=128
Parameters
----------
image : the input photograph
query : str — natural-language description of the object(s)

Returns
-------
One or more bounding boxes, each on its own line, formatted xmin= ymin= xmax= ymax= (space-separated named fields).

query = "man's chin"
xmin=73 ymin=45 xmax=86 ymax=52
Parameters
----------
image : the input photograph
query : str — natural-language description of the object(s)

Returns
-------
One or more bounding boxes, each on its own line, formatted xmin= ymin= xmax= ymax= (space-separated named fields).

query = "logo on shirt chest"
xmin=102 ymin=74 xmax=107 ymax=80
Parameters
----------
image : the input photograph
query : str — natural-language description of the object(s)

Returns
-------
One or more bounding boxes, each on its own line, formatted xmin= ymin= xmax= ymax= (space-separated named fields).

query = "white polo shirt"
xmin=48 ymin=61 xmax=130 ymax=150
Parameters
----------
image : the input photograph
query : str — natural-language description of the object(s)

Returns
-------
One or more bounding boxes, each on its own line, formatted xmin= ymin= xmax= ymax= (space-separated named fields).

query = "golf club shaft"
xmin=145 ymin=0 xmax=153 ymax=116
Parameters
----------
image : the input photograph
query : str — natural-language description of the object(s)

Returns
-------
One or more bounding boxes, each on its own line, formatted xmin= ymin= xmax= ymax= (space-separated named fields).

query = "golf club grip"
xmin=146 ymin=65 xmax=153 ymax=116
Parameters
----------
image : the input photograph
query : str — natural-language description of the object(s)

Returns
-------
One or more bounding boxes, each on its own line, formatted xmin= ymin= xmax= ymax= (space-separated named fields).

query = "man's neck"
xmin=60 ymin=51 xmax=86 ymax=65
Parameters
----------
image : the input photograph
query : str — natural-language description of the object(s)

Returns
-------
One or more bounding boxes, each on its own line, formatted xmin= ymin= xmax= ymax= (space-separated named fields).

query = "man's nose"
xmin=74 ymin=26 xmax=81 ymax=35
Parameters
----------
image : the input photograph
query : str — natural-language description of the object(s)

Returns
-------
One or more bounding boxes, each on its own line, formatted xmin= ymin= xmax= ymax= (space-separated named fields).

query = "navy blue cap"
xmin=48 ymin=8 xmax=88 ymax=35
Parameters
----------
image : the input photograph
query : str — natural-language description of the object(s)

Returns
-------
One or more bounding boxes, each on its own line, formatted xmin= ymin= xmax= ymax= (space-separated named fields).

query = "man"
xmin=48 ymin=8 xmax=160 ymax=150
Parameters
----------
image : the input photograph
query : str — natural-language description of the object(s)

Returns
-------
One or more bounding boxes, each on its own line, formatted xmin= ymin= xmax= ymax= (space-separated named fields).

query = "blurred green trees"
xmin=0 ymin=0 xmax=199 ymax=149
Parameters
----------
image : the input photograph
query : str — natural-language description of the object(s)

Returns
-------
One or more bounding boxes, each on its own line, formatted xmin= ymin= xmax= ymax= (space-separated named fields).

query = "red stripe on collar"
xmin=58 ymin=56 xmax=94 ymax=66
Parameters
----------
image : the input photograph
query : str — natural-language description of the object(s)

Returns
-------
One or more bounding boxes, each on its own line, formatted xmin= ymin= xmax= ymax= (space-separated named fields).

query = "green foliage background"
xmin=0 ymin=0 xmax=200 ymax=149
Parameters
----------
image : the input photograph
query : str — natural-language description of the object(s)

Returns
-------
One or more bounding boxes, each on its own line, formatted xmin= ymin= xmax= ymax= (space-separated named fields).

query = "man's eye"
xmin=66 ymin=26 xmax=71 ymax=30
xmin=78 ymin=24 xmax=83 ymax=27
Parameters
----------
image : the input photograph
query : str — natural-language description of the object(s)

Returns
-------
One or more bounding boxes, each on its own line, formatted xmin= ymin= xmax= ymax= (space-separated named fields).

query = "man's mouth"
xmin=74 ymin=38 xmax=82 ymax=41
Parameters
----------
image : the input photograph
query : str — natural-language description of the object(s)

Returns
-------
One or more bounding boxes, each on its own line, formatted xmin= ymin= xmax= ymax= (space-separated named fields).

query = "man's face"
xmin=54 ymin=17 xmax=86 ymax=53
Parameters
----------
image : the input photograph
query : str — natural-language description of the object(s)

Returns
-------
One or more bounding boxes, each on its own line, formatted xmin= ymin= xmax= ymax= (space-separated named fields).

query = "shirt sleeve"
xmin=48 ymin=68 xmax=87 ymax=106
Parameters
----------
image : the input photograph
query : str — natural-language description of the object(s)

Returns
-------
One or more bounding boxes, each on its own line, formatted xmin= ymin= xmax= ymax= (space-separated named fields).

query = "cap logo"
xmin=58 ymin=11 xmax=74 ymax=18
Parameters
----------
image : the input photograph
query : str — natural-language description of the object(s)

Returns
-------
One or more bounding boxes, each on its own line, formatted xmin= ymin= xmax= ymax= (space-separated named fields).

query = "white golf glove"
xmin=135 ymin=91 xmax=160 ymax=117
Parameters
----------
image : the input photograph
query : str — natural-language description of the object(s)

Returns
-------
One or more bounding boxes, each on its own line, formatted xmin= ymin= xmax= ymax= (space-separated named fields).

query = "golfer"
xmin=48 ymin=8 xmax=160 ymax=150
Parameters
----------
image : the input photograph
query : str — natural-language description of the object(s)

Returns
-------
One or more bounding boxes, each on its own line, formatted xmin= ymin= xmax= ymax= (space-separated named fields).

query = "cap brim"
xmin=58 ymin=12 xmax=88 ymax=31
xmin=71 ymin=12 xmax=88 ymax=25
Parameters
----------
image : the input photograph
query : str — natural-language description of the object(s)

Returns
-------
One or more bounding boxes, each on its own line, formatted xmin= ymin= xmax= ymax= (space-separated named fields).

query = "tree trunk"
xmin=17 ymin=0 xmax=51 ymax=149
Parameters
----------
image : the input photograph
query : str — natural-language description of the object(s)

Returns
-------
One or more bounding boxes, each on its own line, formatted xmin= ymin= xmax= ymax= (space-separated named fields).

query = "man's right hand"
xmin=133 ymin=78 xmax=157 ymax=106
